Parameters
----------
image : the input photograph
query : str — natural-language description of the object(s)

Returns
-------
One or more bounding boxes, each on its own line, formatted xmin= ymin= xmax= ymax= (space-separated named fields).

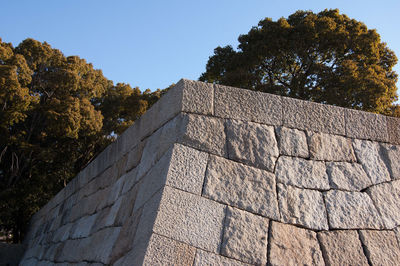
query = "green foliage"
xmin=0 ymin=38 xmax=162 ymax=242
xmin=200 ymin=9 xmax=398 ymax=114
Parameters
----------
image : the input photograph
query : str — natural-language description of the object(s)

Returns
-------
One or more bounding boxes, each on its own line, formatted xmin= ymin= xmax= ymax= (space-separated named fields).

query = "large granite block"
xmin=194 ymin=249 xmax=249 ymax=266
xmin=308 ymin=132 xmax=356 ymax=162
xmin=275 ymin=156 xmax=329 ymax=190
xmin=317 ymin=230 xmax=369 ymax=266
xmin=345 ymin=108 xmax=388 ymax=142
xmin=203 ymin=155 xmax=279 ymax=220
xmin=324 ymin=190 xmax=384 ymax=229
xmin=221 ymin=207 xmax=269 ymax=264
xmin=282 ymin=96 xmax=345 ymax=135
xmin=380 ymin=143 xmax=400 ymax=179
xmin=276 ymin=126 xmax=309 ymax=158
xmin=226 ymin=119 xmax=278 ymax=172
xmin=326 ymin=162 xmax=372 ymax=191
xmin=387 ymin=116 xmax=400 ymax=145
xmin=278 ymin=184 xmax=328 ymax=230
xmin=176 ymin=79 xmax=214 ymax=115
xmin=214 ymin=84 xmax=282 ymax=125
xmin=359 ymin=230 xmax=400 ymax=266
xmin=269 ymin=222 xmax=324 ymax=266
xmin=367 ymin=180 xmax=400 ymax=229
xmin=153 ymin=186 xmax=225 ymax=253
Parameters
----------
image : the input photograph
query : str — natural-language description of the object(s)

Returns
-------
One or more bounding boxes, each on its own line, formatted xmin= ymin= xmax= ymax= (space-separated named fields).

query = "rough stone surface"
xmin=326 ymin=162 xmax=372 ymax=191
xmin=194 ymin=249 xmax=249 ymax=266
xmin=269 ymin=222 xmax=324 ymax=266
xmin=395 ymin=227 xmax=400 ymax=248
xmin=308 ymin=132 xmax=356 ymax=162
xmin=204 ymin=155 xmax=279 ymax=220
xmin=278 ymin=184 xmax=328 ymax=230
xmin=226 ymin=119 xmax=278 ymax=172
xmin=214 ymin=84 xmax=282 ymax=125
xmin=142 ymin=233 xmax=196 ymax=266
xmin=317 ymin=230 xmax=369 ymax=266
xmin=221 ymin=207 xmax=269 ymax=264
xmin=353 ymin=139 xmax=391 ymax=185
xmin=387 ymin=116 xmax=400 ymax=145
xmin=179 ymin=79 xmax=214 ymax=115
xmin=283 ymin=96 xmax=345 ymax=135
xmin=359 ymin=230 xmax=400 ymax=266
xmin=276 ymin=126 xmax=309 ymax=158
xmin=380 ymin=143 xmax=400 ymax=179
xmin=153 ymin=186 xmax=225 ymax=253
xmin=346 ymin=108 xmax=388 ymax=142
xmin=179 ymin=113 xmax=226 ymax=156
xmin=367 ymin=180 xmax=400 ymax=229
xmin=165 ymin=144 xmax=208 ymax=195
xmin=124 ymin=141 xmax=145 ymax=172
xmin=324 ymin=190 xmax=384 ymax=229
xmin=70 ymin=213 xmax=98 ymax=239
xmin=275 ymin=156 xmax=329 ymax=190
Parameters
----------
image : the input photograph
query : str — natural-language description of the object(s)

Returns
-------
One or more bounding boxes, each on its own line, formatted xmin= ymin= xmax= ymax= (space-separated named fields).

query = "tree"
xmin=0 ymin=38 xmax=162 ymax=242
xmin=200 ymin=9 xmax=398 ymax=114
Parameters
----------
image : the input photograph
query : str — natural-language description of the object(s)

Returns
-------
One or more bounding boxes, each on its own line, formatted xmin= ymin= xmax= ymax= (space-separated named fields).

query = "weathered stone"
xmin=326 ymin=162 xmax=372 ymax=191
xmin=221 ymin=207 xmax=269 ymax=264
xmin=165 ymin=144 xmax=208 ymax=195
xmin=194 ymin=249 xmax=249 ymax=266
xmin=367 ymin=180 xmax=400 ymax=229
xmin=178 ymin=79 xmax=214 ymax=115
xmin=276 ymin=126 xmax=309 ymax=158
xmin=380 ymin=143 xmax=400 ymax=179
xmin=115 ymin=184 xmax=139 ymax=226
xmin=359 ymin=230 xmax=400 ymax=266
xmin=324 ymin=190 xmax=384 ymax=229
xmin=142 ymin=233 xmax=196 ymax=265
xmin=308 ymin=132 xmax=356 ymax=162
xmin=269 ymin=222 xmax=324 ymax=266
xmin=214 ymin=84 xmax=282 ymax=125
xmin=153 ymin=186 xmax=225 ymax=253
xmin=124 ymin=141 xmax=145 ymax=172
xmin=395 ymin=227 xmax=400 ymax=248
xmin=317 ymin=230 xmax=369 ymax=266
xmin=278 ymin=184 xmax=328 ymax=230
xmin=120 ymin=168 xmax=138 ymax=195
xmin=51 ymin=223 xmax=72 ymax=243
xmin=283 ymin=96 xmax=345 ymax=135
xmin=226 ymin=119 xmax=278 ymax=172
xmin=179 ymin=113 xmax=226 ymax=156
xmin=275 ymin=156 xmax=329 ymax=190
xmin=345 ymin=108 xmax=388 ymax=142
xmin=387 ymin=116 xmax=400 ymax=145
xmin=352 ymin=139 xmax=391 ymax=184
xmin=204 ymin=155 xmax=279 ymax=220
xmin=70 ymin=213 xmax=98 ymax=239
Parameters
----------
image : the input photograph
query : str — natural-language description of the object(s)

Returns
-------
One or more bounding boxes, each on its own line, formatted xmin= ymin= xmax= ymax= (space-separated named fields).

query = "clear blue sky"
xmin=1 ymin=0 xmax=399 ymax=96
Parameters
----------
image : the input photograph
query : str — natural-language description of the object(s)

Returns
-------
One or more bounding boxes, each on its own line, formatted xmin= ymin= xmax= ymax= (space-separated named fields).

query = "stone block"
xmin=308 ymin=132 xmax=356 ymax=162
xmin=204 ymin=155 xmax=279 ymax=220
xmin=194 ymin=249 xmax=249 ymax=266
xmin=275 ymin=156 xmax=329 ymax=190
xmin=70 ymin=213 xmax=98 ymax=239
xmin=141 ymin=233 xmax=196 ymax=265
xmin=221 ymin=207 xmax=269 ymax=264
xmin=345 ymin=108 xmax=388 ymax=142
xmin=83 ymin=227 xmax=122 ymax=264
xmin=359 ymin=230 xmax=400 ymax=266
xmin=317 ymin=230 xmax=369 ymax=266
xmin=226 ymin=119 xmax=278 ymax=172
xmin=353 ymin=139 xmax=391 ymax=184
xmin=153 ymin=186 xmax=225 ymax=253
xmin=178 ymin=79 xmax=214 ymax=115
xmin=380 ymin=143 xmax=400 ymax=179
xmin=387 ymin=116 xmax=400 ymax=145
xmin=269 ymin=222 xmax=324 ymax=266
xmin=91 ymin=198 xmax=123 ymax=233
xmin=276 ymin=126 xmax=309 ymax=158
xmin=395 ymin=227 xmax=400 ymax=247
xmin=179 ymin=113 xmax=226 ymax=156
xmin=115 ymin=184 xmax=139 ymax=225
xmin=326 ymin=162 xmax=372 ymax=191
xmin=282 ymin=96 xmax=345 ymax=135
xmin=278 ymin=184 xmax=328 ymax=230
xmin=124 ymin=141 xmax=145 ymax=172
xmin=367 ymin=180 xmax=400 ymax=229
xmin=324 ymin=190 xmax=384 ymax=229
xmin=214 ymin=84 xmax=282 ymax=125
xmin=51 ymin=223 xmax=72 ymax=243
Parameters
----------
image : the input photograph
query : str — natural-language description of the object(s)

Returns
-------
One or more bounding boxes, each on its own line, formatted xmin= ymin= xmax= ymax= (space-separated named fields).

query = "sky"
xmin=1 ymin=0 xmax=400 ymax=95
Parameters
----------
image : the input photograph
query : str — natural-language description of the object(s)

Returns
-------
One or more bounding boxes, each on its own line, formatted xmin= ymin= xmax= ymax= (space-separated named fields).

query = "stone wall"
xmin=19 ymin=79 xmax=400 ymax=265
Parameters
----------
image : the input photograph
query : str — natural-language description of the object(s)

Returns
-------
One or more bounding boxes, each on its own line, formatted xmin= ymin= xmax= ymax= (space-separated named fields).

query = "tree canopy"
xmin=0 ymin=38 xmax=162 ymax=242
xmin=200 ymin=9 xmax=399 ymax=115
